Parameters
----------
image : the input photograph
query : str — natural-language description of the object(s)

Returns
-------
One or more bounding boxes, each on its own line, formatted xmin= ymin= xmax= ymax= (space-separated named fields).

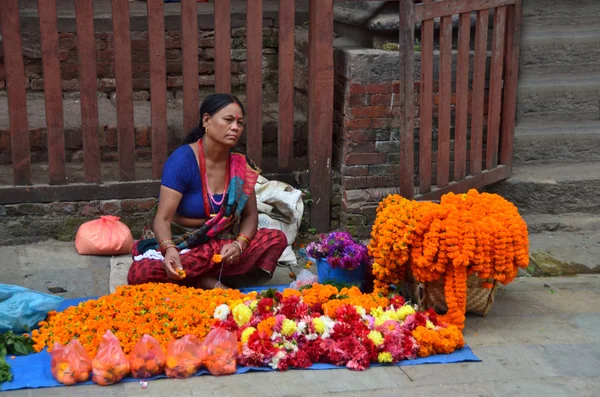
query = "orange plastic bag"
xmin=165 ymin=335 xmax=203 ymax=379
xmin=75 ymin=215 xmax=134 ymax=255
xmin=202 ymin=328 xmax=237 ymax=376
xmin=92 ymin=330 xmax=131 ymax=385
xmin=50 ymin=339 xmax=92 ymax=385
xmin=129 ymin=334 xmax=166 ymax=378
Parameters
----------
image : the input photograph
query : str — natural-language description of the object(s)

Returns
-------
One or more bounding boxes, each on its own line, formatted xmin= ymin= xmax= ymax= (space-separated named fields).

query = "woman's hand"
xmin=220 ymin=242 xmax=242 ymax=265
xmin=163 ymin=247 xmax=185 ymax=280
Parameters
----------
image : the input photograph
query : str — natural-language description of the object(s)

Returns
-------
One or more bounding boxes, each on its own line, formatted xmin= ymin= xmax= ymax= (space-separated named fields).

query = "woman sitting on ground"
xmin=128 ymin=94 xmax=288 ymax=289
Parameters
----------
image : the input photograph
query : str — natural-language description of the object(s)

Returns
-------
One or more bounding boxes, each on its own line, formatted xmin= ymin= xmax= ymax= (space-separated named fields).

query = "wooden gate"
xmin=0 ymin=0 xmax=334 ymax=232
xmin=398 ymin=0 xmax=522 ymax=200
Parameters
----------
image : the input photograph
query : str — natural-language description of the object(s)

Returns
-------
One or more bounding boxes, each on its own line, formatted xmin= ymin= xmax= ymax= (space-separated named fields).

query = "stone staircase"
xmin=487 ymin=0 xmax=600 ymax=275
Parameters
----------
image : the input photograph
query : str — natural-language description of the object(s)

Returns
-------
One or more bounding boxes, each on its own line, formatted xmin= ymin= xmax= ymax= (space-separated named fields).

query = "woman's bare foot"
xmin=197 ymin=276 xmax=231 ymax=290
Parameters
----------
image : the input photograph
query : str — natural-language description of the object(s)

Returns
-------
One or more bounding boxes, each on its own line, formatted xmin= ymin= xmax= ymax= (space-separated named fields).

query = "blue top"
xmin=161 ymin=145 xmax=223 ymax=219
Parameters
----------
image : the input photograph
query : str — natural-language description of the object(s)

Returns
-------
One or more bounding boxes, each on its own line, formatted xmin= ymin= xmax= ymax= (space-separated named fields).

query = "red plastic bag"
xmin=92 ymin=330 xmax=131 ymax=385
xmin=202 ymin=328 xmax=237 ymax=376
xmin=129 ymin=335 xmax=166 ymax=378
xmin=75 ymin=215 xmax=134 ymax=255
xmin=165 ymin=335 xmax=203 ymax=379
xmin=50 ymin=339 xmax=92 ymax=385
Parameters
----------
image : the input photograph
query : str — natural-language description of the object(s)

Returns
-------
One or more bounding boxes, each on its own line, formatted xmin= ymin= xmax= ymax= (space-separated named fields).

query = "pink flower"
xmin=335 ymin=304 xmax=361 ymax=324
xmin=273 ymin=314 xmax=286 ymax=332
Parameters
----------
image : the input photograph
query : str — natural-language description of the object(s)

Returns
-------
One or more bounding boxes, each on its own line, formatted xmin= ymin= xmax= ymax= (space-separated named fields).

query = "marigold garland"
xmin=368 ymin=189 xmax=529 ymax=329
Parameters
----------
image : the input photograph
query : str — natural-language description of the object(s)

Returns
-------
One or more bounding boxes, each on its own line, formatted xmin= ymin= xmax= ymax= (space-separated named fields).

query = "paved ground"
xmin=1 ymin=241 xmax=600 ymax=396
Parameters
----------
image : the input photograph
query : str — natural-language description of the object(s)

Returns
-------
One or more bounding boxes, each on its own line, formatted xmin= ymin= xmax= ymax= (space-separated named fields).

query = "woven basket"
xmin=403 ymin=269 xmax=498 ymax=317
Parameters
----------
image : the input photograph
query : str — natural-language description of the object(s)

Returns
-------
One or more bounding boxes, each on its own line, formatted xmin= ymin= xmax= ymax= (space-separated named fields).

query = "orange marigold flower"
xmin=212 ymin=254 xmax=222 ymax=263
xmin=370 ymin=189 xmax=529 ymax=329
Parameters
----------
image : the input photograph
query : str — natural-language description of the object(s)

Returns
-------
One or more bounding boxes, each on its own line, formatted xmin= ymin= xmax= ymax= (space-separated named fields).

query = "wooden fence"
xmin=0 ymin=0 xmax=334 ymax=232
xmin=398 ymin=0 xmax=522 ymax=200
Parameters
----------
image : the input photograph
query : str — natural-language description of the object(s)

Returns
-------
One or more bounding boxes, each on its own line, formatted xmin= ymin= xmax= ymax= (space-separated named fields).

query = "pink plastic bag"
xmin=202 ymin=328 xmax=238 ymax=376
xmin=75 ymin=216 xmax=133 ymax=255
xmin=50 ymin=339 xmax=92 ymax=385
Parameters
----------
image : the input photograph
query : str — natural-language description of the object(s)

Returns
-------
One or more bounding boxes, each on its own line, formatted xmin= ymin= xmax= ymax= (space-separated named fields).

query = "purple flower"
xmin=306 ymin=232 xmax=372 ymax=270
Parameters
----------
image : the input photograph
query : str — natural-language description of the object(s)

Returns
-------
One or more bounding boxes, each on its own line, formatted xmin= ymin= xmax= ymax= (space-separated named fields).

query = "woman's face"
xmin=204 ymin=103 xmax=245 ymax=147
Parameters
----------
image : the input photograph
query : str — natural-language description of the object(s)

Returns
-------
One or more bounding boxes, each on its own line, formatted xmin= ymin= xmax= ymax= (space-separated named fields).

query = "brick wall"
xmin=0 ymin=27 xmax=279 ymax=97
xmin=0 ymin=198 xmax=157 ymax=245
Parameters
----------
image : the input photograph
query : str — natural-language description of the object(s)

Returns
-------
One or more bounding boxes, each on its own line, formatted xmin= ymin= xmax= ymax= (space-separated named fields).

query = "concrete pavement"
xmin=1 ymin=241 xmax=600 ymax=396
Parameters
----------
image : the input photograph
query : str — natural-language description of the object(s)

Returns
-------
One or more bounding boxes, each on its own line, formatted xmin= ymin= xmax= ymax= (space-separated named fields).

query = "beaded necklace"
xmin=198 ymin=139 xmax=229 ymax=218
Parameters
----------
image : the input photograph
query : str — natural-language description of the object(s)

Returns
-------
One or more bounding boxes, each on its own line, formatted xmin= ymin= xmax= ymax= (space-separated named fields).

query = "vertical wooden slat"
xmin=182 ymin=0 xmax=199 ymax=134
xmin=469 ymin=9 xmax=489 ymax=176
xmin=418 ymin=0 xmax=433 ymax=194
xmin=111 ymin=0 xmax=135 ymax=181
xmin=454 ymin=12 xmax=471 ymax=182
xmin=246 ymin=0 xmax=263 ymax=166
xmin=278 ymin=0 xmax=295 ymax=170
xmin=500 ymin=1 xmax=522 ymax=175
xmin=38 ymin=0 xmax=66 ymax=185
xmin=399 ymin=0 xmax=415 ymax=199
xmin=437 ymin=15 xmax=452 ymax=188
xmin=214 ymin=0 xmax=231 ymax=93
xmin=148 ymin=0 xmax=168 ymax=179
xmin=0 ymin=0 xmax=31 ymax=185
xmin=307 ymin=0 xmax=334 ymax=232
xmin=75 ymin=0 xmax=100 ymax=183
xmin=486 ymin=6 xmax=507 ymax=170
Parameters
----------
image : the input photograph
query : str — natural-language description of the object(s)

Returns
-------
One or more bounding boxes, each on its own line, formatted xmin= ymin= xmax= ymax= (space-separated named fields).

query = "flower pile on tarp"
xmin=32 ymin=283 xmax=464 ymax=373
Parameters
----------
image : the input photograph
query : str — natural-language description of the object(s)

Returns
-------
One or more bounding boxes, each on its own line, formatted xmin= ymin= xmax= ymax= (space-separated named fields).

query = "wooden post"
xmin=307 ymin=0 xmax=334 ymax=232
xmin=214 ymin=0 xmax=231 ymax=93
xmin=486 ymin=6 xmax=507 ymax=170
xmin=454 ymin=12 xmax=471 ymax=182
xmin=75 ymin=0 xmax=101 ymax=183
xmin=398 ymin=0 xmax=415 ymax=199
xmin=148 ymin=0 xmax=168 ymax=179
xmin=111 ymin=0 xmax=136 ymax=181
xmin=0 ymin=0 xmax=31 ymax=185
xmin=182 ymin=0 xmax=199 ymax=134
xmin=38 ymin=0 xmax=66 ymax=185
xmin=246 ymin=0 xmax=263 ymax=166
xmin=419 ymin=0 xmax=433 ymax=194
xmin=278 ymin=0 xmax=295 ymax=170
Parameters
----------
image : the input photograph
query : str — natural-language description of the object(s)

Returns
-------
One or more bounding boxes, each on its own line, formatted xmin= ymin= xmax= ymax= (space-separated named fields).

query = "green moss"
xmin=530 ymin=251 xmax=594 ymax=276
xmin=381 ymin=42 xmax=399 ymax=52
xmin=55 ymin=217 xmax=86 ymax=241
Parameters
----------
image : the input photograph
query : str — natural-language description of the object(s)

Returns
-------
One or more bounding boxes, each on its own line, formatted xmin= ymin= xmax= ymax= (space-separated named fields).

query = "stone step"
xmin=522 ymin=0 xmax=600 ymax=28
xmin=520 ymin=25 xmax=600 ymax=75
xmin=527 ymin=230 xmax=600 ymax=276
xmin=513 ymin=120 xmax=600 ymax=164
xmin=516 ymin=73 xmax=600 ymax=123
xmin=523 ymin=213 xmax=600 ymax=234
xmin=486 ymin=162 xmax=600 ymax=215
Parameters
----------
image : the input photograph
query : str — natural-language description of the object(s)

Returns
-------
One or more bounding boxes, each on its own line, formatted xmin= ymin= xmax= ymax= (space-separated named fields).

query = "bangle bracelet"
xmin=233 ymin=240 xmax=244 ymax=254
xmin=236 ymin=234 xmax=251 ymax=246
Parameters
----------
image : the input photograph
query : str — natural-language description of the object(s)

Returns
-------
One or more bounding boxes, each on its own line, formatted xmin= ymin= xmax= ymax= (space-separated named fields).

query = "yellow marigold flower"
xmin=367 ymin=330 xmax=384 ymax=347
xmin=281 ymin=319 xmax=297 ymax=337
xmin=370 ymin=306 xmax=385 ymax=319
xmin=426 ymin=320 xmax=435 ymax=329
xmin=397 ymin=305 xmax=415 ymax=320
xmin=354 ymin=306 xmax=366 ymax=317
xmin=241 ymin=327 xmax=256 ymax=343
xmin=378 ymin=352 xmax=393 ymax=363
xmin=312 ymin=318 xmax=325 ymax=334
xmin=249 ymin=300 xmax=258 ymax=311
xmin=374 ymin=311 xmax=394 ymax=327
xmin=233 ymin=303 xmax=252 ymax=326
